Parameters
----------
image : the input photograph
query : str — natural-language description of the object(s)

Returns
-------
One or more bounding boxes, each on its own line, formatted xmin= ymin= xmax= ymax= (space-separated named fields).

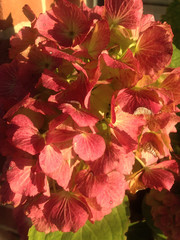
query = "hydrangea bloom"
xmin=0 ymin=0 xmax=180 ymax=235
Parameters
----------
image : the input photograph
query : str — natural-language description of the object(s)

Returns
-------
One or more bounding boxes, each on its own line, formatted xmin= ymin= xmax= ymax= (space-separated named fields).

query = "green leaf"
xmin=28 ymin=226 xmax=64 ymax=240
xmin=28 ymin=226 xmax=46 ymax=240
xmin=169 ymin=44 xmax=180 ymax=68
xmin=28 ymin=196 xmax=130 ymax=240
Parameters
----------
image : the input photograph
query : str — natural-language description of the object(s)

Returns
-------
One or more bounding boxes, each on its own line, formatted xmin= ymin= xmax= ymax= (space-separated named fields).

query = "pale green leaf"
xmin=28 ymin=226 xmax=64 ymax=240
xmin=169 ymin=44 xmax=180 ymax=68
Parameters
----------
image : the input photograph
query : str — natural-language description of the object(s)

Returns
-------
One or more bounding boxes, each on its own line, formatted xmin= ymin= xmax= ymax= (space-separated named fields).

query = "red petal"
xmin=22 ymin=4 xmax=36 ymax=22
xmin=73 ymin=133 xmax=106 ymax=161
xmin=53 ymin=0 xmax=91 ymax=46
xmin=46 ymin=129 xmax=77 ymax=144
xmin=55 ymin=73 xmax=89 ymax=108
xmin=105 ymin=0 xmax=143 ymax=29
xmin=100 ymin=52 xmax=133 ymax=71
xmin=44 ymin=192 xmax=89 ymax=232
xmin=35 ymin=0 xmax=91 ymax=47
xmin=111 ymin=127 xmax=138 ymax=152
xmin=82 ymin=19 xmax=110 ymax=58
xmin=99 ymin=53 xmax=138 ymax=88
xmin=22 ymin=97 xmax=58 ymax=116
xmin=75 ymin=169 xmax=108 ymax=198
xmin=121 ymin=49 xmax=140 ymax=74
xmin=9 ymin=27 xmax=37 ymax=59
xmin=26 ymin=195 xmax=58 ymax=233
xmin=48 ymin=114 xmax=69 ymax=130
xmin=115 ymin=88 xmax=162 ymax=114
xmin=153 ymin=160 xmax=179 ymax=174
xmin=44 ymin=46 xmax=84 ymax=64
xmin=135 ymin=24 xmax=173 ymax=77
xmin=142 ymin=160 xmax=179 ymax=191
xmin=161 ymin=68 xmax=180 ymax=104
xmin=0 ymin=60 xmax=27 ymax=113
xmin=142 ymin=168 xmax=175 ymax=191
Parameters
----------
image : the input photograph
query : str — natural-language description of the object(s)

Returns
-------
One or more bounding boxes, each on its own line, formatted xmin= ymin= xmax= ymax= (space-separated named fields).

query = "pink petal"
xmin=9 ymin=114 xmax=44 ymax=155
xmin=0 ymin=181 xmax=23 ymax=207
xmin=46 ymin=129 xmax=77 ymax=145
xmin=139 ymin=14 xmax=155 ymax=32
xmin=90 ymin=139 xmax=134 ymax=175
xmin=111 ymin=128 xmax=138 ymax=152
xmin=39 ymin=143 xmax=72 ymax=189
xmin=111 ymin=108 xmax=145 ymax=141
xmin=52 ymin=160 xmax=72 ymax=189
xmin=44 ymin=46 xmax=84 ymax=64
xmin=73 ymin=133 xmax=106 ymax=161
xmin=85 ymin=197 xmax=111 ymax=222
xmin=7 ymin=158 xmax=49 ymax=197
xmin=39 ymin=144 xmax=63 ymax=174
xmin=142 ymin=168 xmax=175 ymax=191
xmin=40 ymin=69 xmax=68 ymax=92
xmin=60 ymin=103 xmax=99 ymax=127
xmin=34 ymin=9 xmax=57 ymax=43
xmin=100 ymin=52 xmax=133 ymax=71
xmin=96 ymin=171 xmax=126 ymax=209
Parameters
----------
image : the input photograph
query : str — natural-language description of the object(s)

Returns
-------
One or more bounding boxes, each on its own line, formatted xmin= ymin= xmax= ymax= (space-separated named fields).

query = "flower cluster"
xmin=146 ymin=189 xmax=180 ymax=240
xmin=0 ymin=0 xmax=180 ymax=234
